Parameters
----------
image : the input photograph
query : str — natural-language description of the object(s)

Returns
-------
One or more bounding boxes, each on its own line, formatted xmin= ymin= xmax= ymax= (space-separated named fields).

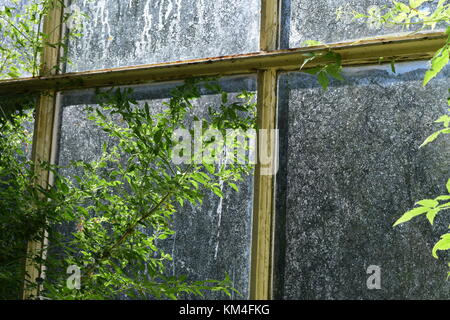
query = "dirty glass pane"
xmin=281 ymin=0 xmax=446 ymax=48
xmin=65 ymin=0 xmax=260 ymax=72
xmin=0 ymin=0 xmax=34 ymax=78
xmin=57 ymin=76 xmax=256 ymax=299
xmin=274 ymin=62 xmax=450 ymax=299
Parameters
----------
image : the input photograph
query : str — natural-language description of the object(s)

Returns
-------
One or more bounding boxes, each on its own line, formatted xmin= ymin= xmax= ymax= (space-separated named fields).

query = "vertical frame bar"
xmin=250 ymin=0 xmax=280 ymax=300
xmin=23 ymin=0 xmax=64 ymax=299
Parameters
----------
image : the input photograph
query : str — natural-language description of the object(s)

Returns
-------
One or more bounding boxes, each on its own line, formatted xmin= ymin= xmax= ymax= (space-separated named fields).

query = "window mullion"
xmin=250 ymin=0 xmax=281 ymax=300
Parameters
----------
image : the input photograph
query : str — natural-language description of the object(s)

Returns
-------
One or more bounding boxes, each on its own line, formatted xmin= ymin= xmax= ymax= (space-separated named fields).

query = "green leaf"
xmin=420 ymin=130 xmax=442 ymax=148
xmin=423 ymin=46 xmax=449 ymax=86
xmin=300 ymin=53 xmax=318 ymax=70
xmin=426 ymin=208 xmax=438 ymax=225
xmin=302 ymin=66 xmax=322 ymax=75
xmin=435 ymin=114 xmax=450 ymax=127
xmin=447 ymin=179 xmax=450 ymax=194
xmin=432 ymin=234 xmax=450 ymax=258
xmin=415 ymin=199 xmax=439 ymax=208
xmin=212 ymin=187 xmax=224 ymax=198
xmin=228 ymin=182 xmax=239 ymax=192
xmin=394 ymin=1 xmax=411 ymax=13
xmin=393 ymin=206 xmax=429 ymax=226
xmin=302 ymin=40 xmax=324 ymax=47
xmin=409 ymin=0 xmax=430 ymax=9
xmin=221 ymin=92 xmax=228 ymax=104
xmin=390 ymin=60 xmax=396 ymax=74
xmin=191 ymin=172 xmax=208 ymax=185
xmin=158 ymin=234 xmax=168 ymax=240
xmin=59 ymin=181 xmax=69 ymax=194
xmin=326 ymin=64 xmax=344 ymax=81
xmin=317 ymin=72 xmax=330 ymax=90
xmin=204 ymin=163 xmax=215 ymax=174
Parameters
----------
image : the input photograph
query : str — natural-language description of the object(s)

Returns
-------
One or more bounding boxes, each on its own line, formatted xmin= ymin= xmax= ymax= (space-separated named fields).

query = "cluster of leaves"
xmin=394 ymin=184 xmax=450 ymax=261
xmin=0 ymin=0 xmax=86 ymax=79
xmin=393 ymin=181 xmax=450 ymax=229
xmin=354 ymin=0 xmax=450 ymax=86
xmin=419 ymin=104 xmax=450 ymax=147
xmin=302 ymin=1 xmax=450 ymax=90
xmin=300 ymin=50 xmax=344 ymax=90
xmin=299 ymin=0 xmax=450 ymax=276
xmin=36 ymin=79 xmax=256 ymax=300
xmin=0 ymin=0 xmax=87 ymax=124
xmin=354 ymin=0 xmax=450 ymax=31
xmin=1 ymin=81 xmax=256 ymax=300
xmin=393 ymin=101 xmax=450 ymax=273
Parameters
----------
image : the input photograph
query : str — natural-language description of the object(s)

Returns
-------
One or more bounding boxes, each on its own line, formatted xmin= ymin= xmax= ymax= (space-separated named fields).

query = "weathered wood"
xmin=251 ymin=68 xmax=278 ymax=300
xmin=250 ymin=0 xmax=280 ymax=300
xmin=23 ymin=1 xmax=64 ymax=300
xmin=260 ymin=0 xmax=280 ymax=51
xmin=0 ymin=32 xmax=445 ymax=95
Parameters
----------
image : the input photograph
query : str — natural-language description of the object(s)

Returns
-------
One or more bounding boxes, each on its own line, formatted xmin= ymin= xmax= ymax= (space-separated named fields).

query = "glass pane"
xmin=57 ymin=76 xmax=256 ymax=299
xmin=65 ymin=0 xmax=260 ymax=72
xmin=0 ymin=94 xmax=36 ymax=300
xmin=281 ymin=0 xmax=446 ymax=48
xmin=275 ymin=63 xmax=450 ymax=299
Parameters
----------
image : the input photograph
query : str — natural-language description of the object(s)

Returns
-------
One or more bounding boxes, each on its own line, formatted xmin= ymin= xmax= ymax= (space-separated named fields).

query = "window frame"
xmin=1 ymin=0 xmax=444 ymax=300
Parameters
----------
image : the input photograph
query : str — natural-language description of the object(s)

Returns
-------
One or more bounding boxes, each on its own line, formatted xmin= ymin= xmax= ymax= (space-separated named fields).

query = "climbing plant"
xmin=300 ymin=0 xmax=450 ymax=277
xmin=0 ymin=0 xmax=256 ymax=299
xmin=0 ymin=0 xmax=85 ymax=120
xmin=39 ymin=80 xmax=256 ymax=300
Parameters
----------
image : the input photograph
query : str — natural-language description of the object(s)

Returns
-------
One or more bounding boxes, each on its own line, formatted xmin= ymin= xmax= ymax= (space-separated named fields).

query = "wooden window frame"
xmin=1 ymin=0 xmax=445 ymax=300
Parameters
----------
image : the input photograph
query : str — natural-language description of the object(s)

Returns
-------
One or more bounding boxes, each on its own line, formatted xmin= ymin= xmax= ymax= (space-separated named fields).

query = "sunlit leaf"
xmin=393 ymin=206 xmax=429 ymax=226
xmin=432 ymin=234 xmax=450 ymax=258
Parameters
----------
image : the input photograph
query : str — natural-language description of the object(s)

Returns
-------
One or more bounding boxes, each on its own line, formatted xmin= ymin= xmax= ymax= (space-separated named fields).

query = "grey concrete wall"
xmin=274 ymin=62 xmax=450 ymax=299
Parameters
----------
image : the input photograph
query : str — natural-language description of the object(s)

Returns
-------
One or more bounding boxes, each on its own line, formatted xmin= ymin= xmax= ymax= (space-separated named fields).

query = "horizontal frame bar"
xmin=0 ymin=32 xmax=446 ymax=95
xmin=23 ymin=0 xmax=64 ymax=299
